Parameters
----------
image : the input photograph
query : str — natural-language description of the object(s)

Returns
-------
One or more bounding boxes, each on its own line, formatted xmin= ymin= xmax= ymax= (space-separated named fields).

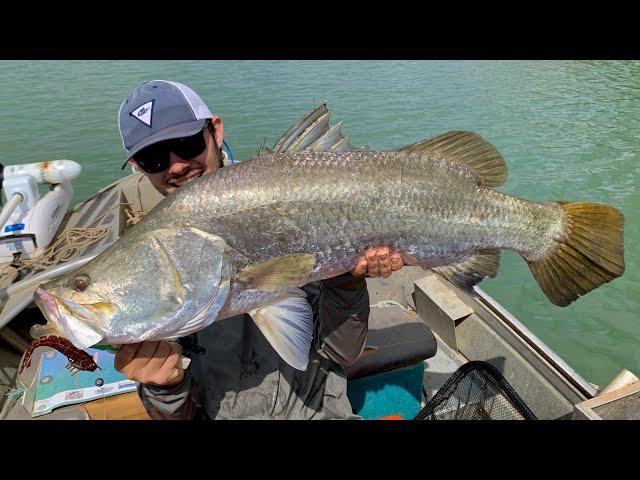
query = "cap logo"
xmin=130 ymin=100 xmax=155 ymax=128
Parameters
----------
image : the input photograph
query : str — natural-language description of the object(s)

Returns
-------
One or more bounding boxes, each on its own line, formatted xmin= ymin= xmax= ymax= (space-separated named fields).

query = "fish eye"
xmin=71 ymin=274 xmax=91 ymax=292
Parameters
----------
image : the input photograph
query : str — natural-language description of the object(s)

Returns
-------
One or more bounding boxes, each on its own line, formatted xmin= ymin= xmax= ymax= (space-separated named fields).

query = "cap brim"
xmin=120 ymin=119 xmax=207 ymax=169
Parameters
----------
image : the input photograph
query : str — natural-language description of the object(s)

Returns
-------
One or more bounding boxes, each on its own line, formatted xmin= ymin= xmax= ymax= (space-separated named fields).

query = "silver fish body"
xmin=158 ymin=151 xmax=561 ymax=307
xmin=34 ymin=136 xmax=625 ymax=370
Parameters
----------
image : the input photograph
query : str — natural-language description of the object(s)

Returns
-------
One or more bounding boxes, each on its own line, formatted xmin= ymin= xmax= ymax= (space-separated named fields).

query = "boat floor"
xmin=423 ymin=336 xmax=465 ymax=400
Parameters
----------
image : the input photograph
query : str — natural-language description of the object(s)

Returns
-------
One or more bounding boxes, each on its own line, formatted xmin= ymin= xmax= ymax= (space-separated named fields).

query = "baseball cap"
xmin=118 ymin=80 xmax=213 ymax=169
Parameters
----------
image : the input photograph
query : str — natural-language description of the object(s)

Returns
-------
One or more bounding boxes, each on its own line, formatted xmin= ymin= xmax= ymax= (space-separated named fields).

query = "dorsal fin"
xmin=269 ymin=103 xmax=358 ymax=155
xmin=254 ymin=137 xmax=272 ymax=158
xmin=272 ymin=103 xmax=329 ymax=153
xmin=395 ymin=131 xmax=507 ymax=187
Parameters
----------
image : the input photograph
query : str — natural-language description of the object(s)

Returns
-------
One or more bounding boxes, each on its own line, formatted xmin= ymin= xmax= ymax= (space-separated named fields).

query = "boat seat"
xmin=345 ymin=304 xmax=436 ymax=419
xmin=346 ymin=305 xmax=437 ymax=380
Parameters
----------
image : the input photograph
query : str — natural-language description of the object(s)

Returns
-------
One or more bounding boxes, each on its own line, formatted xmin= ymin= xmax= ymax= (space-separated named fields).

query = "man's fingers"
xmin=151 ymin=344 xmax=185 ymax=387
xmin=378 ymin=263 xmax=392 ymax=278
xmin=114 ymin=341 xmax=187 ymax=387
xmin=160 ymin=343 xmax=183 ymax=372
xmin=372 ymin=247 xmax=390 ymax=277
xmin=114 ymin=343 xmax=142 ymax=372
xmin=143 ymin=341 xmax=172 ymax=376
xmin=351 ymin=258 xmax=368 ymax=277
xmin=162 ymin=367 xmax=185 ymax=387
xmin=355 ymin=247 xmax=403 ymax=278
xmin=126 ymin=341 xmax=160 ymax=376
xmin=390 ymin=253 xmax=403 ymax=271
xmin=378 ymin=250 xmax=392 ymax=278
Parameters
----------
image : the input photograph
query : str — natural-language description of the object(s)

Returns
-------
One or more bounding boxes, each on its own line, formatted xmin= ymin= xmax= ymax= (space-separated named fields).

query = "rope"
xmin=370 ymin=300 xmax=417 ymax=318
xmin=2 ymin=227 xmax=111 ymax=277
xmin=125 ymin=207 xmax=147 ymax=227
xmin=124 ymin=173 xmax=149 ymax=228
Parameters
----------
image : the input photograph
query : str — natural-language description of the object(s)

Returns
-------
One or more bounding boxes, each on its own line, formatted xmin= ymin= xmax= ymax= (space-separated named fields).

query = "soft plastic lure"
xmin=20 ymin=335 xmax=101 ymax=374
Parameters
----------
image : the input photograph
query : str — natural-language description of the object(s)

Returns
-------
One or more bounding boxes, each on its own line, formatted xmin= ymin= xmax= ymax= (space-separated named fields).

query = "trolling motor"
xmin=0 ymin=160 xmax=81 ymax=262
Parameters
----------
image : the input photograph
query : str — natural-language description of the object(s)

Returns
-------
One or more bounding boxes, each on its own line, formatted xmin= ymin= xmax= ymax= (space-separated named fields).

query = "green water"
xmin=1 ymin=61 xmax=638 ymax=387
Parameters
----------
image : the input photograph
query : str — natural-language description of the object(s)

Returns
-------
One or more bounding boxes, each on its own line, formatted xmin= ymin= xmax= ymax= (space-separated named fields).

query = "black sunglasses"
xmin=133 ymin=126 xmax=209 ymax=174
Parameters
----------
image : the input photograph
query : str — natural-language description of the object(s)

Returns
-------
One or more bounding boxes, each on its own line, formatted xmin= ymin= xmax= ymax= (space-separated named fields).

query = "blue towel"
xmin=347 ymin=363 xmax=424 ymax=420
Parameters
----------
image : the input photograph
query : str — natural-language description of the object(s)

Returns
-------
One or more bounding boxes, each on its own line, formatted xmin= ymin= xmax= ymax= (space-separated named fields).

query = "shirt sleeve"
xmin=303 ymin=272 xmax=370 ymax=367
xmin=137 ymin=369 xmax=200 ymax=420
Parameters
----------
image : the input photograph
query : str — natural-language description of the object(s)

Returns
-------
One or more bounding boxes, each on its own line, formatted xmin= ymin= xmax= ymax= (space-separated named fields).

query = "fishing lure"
xmin=20 ymin=335 xmax=101 ymax=374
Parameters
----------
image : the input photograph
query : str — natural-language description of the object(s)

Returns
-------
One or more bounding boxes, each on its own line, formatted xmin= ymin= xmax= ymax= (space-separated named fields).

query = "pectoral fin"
xmin=249 ymin=291 xmax=313 ymax=371
xmin=236 ymin=253 xmax=316 ymax=291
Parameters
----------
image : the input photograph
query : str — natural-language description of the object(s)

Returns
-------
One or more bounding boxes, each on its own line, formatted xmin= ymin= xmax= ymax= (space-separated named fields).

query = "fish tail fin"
xmin=525 ymin=202 xmax=624 ymax=306
xmin=432 ymin=249 xmax=501 ymax=291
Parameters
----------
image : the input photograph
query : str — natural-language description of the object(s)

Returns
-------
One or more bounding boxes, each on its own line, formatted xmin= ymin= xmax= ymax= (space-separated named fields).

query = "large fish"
xmin=32 ymin=132 xmax=625 ymax=370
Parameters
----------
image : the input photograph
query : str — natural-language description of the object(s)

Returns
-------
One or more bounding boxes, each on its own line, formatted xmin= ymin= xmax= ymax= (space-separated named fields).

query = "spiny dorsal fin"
xmin=395 ymin=131 xmax=507 ymax=187
xmin=272 ymin=104 xmax=329 ymax=153
xmin=236 ymin=253 xmax=316 ymax=291
xmin=254 ymin=137 xmax=272 ymax=158
xmin=432 ymin=249 xmax=501 ymax=291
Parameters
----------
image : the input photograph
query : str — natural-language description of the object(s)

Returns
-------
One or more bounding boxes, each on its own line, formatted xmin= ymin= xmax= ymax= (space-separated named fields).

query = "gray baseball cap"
xmin=118 ymin=80 xmax=213 ymax=169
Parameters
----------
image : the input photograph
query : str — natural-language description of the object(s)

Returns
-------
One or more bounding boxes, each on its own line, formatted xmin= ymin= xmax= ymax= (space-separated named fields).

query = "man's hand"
xmin=351 ymin=247 xmax=404 ymax=278
xmin=114 ymin=341 xmax=185 ymax=388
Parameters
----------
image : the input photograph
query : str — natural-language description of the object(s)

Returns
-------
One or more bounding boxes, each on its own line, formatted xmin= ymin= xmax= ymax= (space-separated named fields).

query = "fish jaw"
xmin=33 ymin=287 xmax=109 ymax=349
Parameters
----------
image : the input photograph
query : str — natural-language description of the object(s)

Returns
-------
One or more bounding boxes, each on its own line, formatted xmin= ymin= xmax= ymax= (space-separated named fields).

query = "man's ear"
xmin=129 ymin=158 xmax=140 ymax=171
xmin=210 ymin=116 xmax=224 ymax=148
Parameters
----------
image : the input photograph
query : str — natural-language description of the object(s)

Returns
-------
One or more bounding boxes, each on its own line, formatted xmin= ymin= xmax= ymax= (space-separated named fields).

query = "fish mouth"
xmin=33 ymin=288 xmax=65 ymax=336
xmin=33 ymin=287 xmax=112 ymax=349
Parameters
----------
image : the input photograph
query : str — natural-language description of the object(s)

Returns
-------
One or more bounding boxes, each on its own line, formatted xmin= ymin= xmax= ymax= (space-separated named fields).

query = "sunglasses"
xmin=133 ymin=127 xmax=209 ymax=174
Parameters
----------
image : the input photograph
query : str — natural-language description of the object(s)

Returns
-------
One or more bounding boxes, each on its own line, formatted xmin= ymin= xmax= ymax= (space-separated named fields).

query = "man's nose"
xmin=167 ymin=152 xmax=190 ymax=174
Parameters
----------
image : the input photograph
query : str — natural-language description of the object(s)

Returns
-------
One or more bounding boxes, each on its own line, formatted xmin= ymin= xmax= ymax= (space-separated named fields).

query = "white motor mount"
xmin=0 ymin=160 xmax=82 ymax=261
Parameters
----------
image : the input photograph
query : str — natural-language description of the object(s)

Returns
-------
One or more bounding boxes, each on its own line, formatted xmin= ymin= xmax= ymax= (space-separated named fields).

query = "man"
xmin=114 ymin=80 xmax=404 ymax=419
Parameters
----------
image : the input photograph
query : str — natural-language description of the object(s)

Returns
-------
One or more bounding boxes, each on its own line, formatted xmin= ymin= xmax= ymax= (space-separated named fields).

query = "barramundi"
xmin=32 ymin=132 xmax=625 ymax=371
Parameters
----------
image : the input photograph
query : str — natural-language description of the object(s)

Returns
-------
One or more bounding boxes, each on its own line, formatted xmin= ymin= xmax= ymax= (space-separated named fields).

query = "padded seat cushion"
xmin=346 ymin=305 xmax=437 ymax=380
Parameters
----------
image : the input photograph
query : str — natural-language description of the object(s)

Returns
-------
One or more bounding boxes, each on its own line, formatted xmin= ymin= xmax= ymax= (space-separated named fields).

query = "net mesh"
xmin=415 ymin=361 xmax=537 ymax=420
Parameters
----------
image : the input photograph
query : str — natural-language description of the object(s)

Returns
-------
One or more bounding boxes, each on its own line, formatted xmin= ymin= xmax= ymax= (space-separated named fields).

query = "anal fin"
xmin=432 ymin=249 xmax=501 ymax=291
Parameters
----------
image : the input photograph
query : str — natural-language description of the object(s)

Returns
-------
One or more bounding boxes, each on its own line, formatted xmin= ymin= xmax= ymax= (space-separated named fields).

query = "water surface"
xmin=1 ymin=60 xmax=637 ymax=386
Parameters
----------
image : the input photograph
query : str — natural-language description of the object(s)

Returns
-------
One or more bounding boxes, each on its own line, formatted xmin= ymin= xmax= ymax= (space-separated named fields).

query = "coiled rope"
xmin=1 ymin=227 xmax=110 ymax=279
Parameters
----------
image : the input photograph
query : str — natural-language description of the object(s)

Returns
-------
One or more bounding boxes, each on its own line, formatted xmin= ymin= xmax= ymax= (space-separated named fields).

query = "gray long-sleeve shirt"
xmin=138 ymin=272 xmax=369 ymax=419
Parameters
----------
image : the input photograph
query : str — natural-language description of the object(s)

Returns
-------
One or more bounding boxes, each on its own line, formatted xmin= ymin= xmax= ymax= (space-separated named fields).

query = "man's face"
xmin=132 ymin=117 xmax=224 ymax=196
